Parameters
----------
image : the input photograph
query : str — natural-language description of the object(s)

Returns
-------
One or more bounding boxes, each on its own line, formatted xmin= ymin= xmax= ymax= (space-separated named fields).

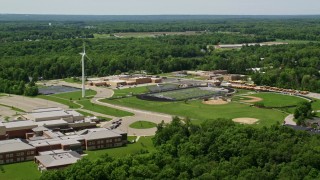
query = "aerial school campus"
xmin=1 ymin=67 xmax=320 ymax=179
xmin=1 ymin=13 xmax=320 ymax=179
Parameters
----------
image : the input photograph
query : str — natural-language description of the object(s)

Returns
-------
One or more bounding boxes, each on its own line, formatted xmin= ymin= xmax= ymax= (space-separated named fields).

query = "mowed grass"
xmin=77 ymin=100 xmax=133 ymax=117
xmin=0 ymin=161 xmax=41 ymax=180
xmin=113 ymin=86 xmax=149 ymax=97
xmin=85 ymin=136 xmax=154 ymax=161
xmin=102 ymin=97 xmax=287 ymax=127
xmin=37 ymin=95 xmax=81 ymax=109
xmin=129 ymin=121 xmax=157 ymax=129
xmin=250 ymin=93 xmax=307 ymax=107
xmin=63 ymin=78 xmax=81 ymax=84
xmin=52 ymin=89 xmax=97 ymax=100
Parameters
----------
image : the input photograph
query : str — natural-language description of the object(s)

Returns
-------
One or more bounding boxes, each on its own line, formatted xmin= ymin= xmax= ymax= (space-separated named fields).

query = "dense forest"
xmin=0 ymin=16 xmax=320 ymax=94
xmin=41 ymin=117 xmax=320 ymax=179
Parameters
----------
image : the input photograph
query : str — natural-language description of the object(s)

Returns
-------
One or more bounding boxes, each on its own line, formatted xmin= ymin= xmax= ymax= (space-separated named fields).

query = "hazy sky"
xmin=1 ymin=0 xmax=320 ymax=15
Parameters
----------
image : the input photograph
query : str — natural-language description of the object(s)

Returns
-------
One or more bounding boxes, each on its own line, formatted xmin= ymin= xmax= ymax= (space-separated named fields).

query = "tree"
xmin=294 ymin=101 xmax=313 ymax=125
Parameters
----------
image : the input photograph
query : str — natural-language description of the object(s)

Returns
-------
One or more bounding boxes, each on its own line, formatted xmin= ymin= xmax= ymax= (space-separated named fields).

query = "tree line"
xmin=41 ymin=117 xmax=320 ymax=179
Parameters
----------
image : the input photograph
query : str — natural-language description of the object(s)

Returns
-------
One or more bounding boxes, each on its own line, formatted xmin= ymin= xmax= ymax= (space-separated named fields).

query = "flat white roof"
xmin=32 ymin=107 xmax=63 ymax=113
xmin=36 ymin=119 xmax=68 ymax=127
xmin=83 ymin=128 xmax=121 ymax=140
xmin=26 ymin=110 xmax=71 ymax=120
xmin=4 ymin=120 xmax=37 ymax=129
xmin=0 ymin=139 xmax=35 ymax=153
xmin=35 ymin=151 xmax=81 ymax=168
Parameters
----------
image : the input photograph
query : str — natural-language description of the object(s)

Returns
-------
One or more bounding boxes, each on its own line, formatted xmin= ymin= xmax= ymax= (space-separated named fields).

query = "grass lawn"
xmin=129 ymin=121 xmax=157 ymax=129
xmin=113 ymin=86 xmax=149 ymax=97
xmin=0 ymin=94 xmax=7 ymax=97
xmin=76 ymin=110 xmax=94 ymax=116
xmin=250 ymin=93 xmax=307 ymax=107
xmin=77 ymin=100 xmax=133 ymax=117
xmin=52 ymin=89 xmax=97 ymax=100
xmin=37 ymin=95 xmax=81 ymax=109
xmin=0 ymin=161 xmax=41 ymax=180
xmin=63 ymin=78 xmax=81 ymax=84
xmin=311 ymin=99 xmax=320 ymax=111
xmin=85 ymin=136 xmax=154 ymax=161
xmin=102 ymin=97 xmax=287 ymax=127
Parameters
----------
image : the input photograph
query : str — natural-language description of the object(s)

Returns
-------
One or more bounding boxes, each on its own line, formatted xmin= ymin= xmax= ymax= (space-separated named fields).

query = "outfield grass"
xmin=85 ymin=136 xmax=154 ymax=161
xmin=250 ymin=93 xmax=307 ymax=107
xmin=102 ymin=97 xmax=287 ymax=127
xmin=77 ymin=100 xmax=133 ymax=117
xmin=113 ymin=86 xmax=149 ymax=97
xmin=0 ymin=161 xmax=41 ymax=180
xmin=129 ymin=121 xmax=157 ymax=129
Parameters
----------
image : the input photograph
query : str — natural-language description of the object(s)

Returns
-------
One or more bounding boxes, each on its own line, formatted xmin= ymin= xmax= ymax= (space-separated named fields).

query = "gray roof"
xmin=36 ymin=119 xmax=68 ymax=127
xmin=4 ymin=120 xmax=37 ymax=129
xmin=83 ymin=128 xmax=121 ymax=141
xmin=26 ymin=110 xmax=71 ymax=120
xmin=32 ymin=126 xmax=49 ymax=132
xmin=32 ymin=107 xmax=63 ymax=113
xmin=35 ymin=151 xmax=81 ymax=168
xmin=0 ymin=139 xmax=35 ymax=153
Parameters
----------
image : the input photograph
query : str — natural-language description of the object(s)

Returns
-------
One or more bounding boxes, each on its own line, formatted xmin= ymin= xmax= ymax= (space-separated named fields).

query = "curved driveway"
xmin=44 ymin=80 xmax=172 ymax=136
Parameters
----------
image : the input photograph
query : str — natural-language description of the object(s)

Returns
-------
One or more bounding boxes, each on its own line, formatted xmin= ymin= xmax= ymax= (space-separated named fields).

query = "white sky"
xmin=1 ymin=0 xmax=320 ymax=15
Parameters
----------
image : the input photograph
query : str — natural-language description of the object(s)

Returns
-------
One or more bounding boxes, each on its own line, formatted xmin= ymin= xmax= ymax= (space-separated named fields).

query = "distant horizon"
xmin=1 ymin=0 xmax=320 ymax=16
xmin=2 ymin=13 xmax=320 ymax=16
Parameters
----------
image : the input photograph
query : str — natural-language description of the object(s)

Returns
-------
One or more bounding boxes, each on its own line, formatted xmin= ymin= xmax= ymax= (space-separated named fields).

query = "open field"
xmin=129 ymin=121 xmax=157 ymax=129
xmin=85 ymin=136 xmax=154 ymax=161
xmin=76 ymin=109 xmax=94 ymax=116
xmin=37 ymin=95 xmax=81 ymax=109
xmin=250 ymin=93 xmax=307 ymax=107
xmin=102 ymin=97 xmax=287 ymax=127
xmin=0 ymin=161 xmax=41 ymax=180
xmin=77 ymin=100 xmax=133 ymax=117
xmin=52 ymin=89 xmax=97 ymax=99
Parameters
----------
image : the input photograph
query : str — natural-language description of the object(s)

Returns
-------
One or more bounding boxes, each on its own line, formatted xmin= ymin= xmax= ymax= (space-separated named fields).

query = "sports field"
xmin=102 ymin=97 xmax=287 ymax=127
xmin=147 ymin=87 xmax=224 ymax=101
xmin=247 ymin=93 xmax=308 ymax=107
